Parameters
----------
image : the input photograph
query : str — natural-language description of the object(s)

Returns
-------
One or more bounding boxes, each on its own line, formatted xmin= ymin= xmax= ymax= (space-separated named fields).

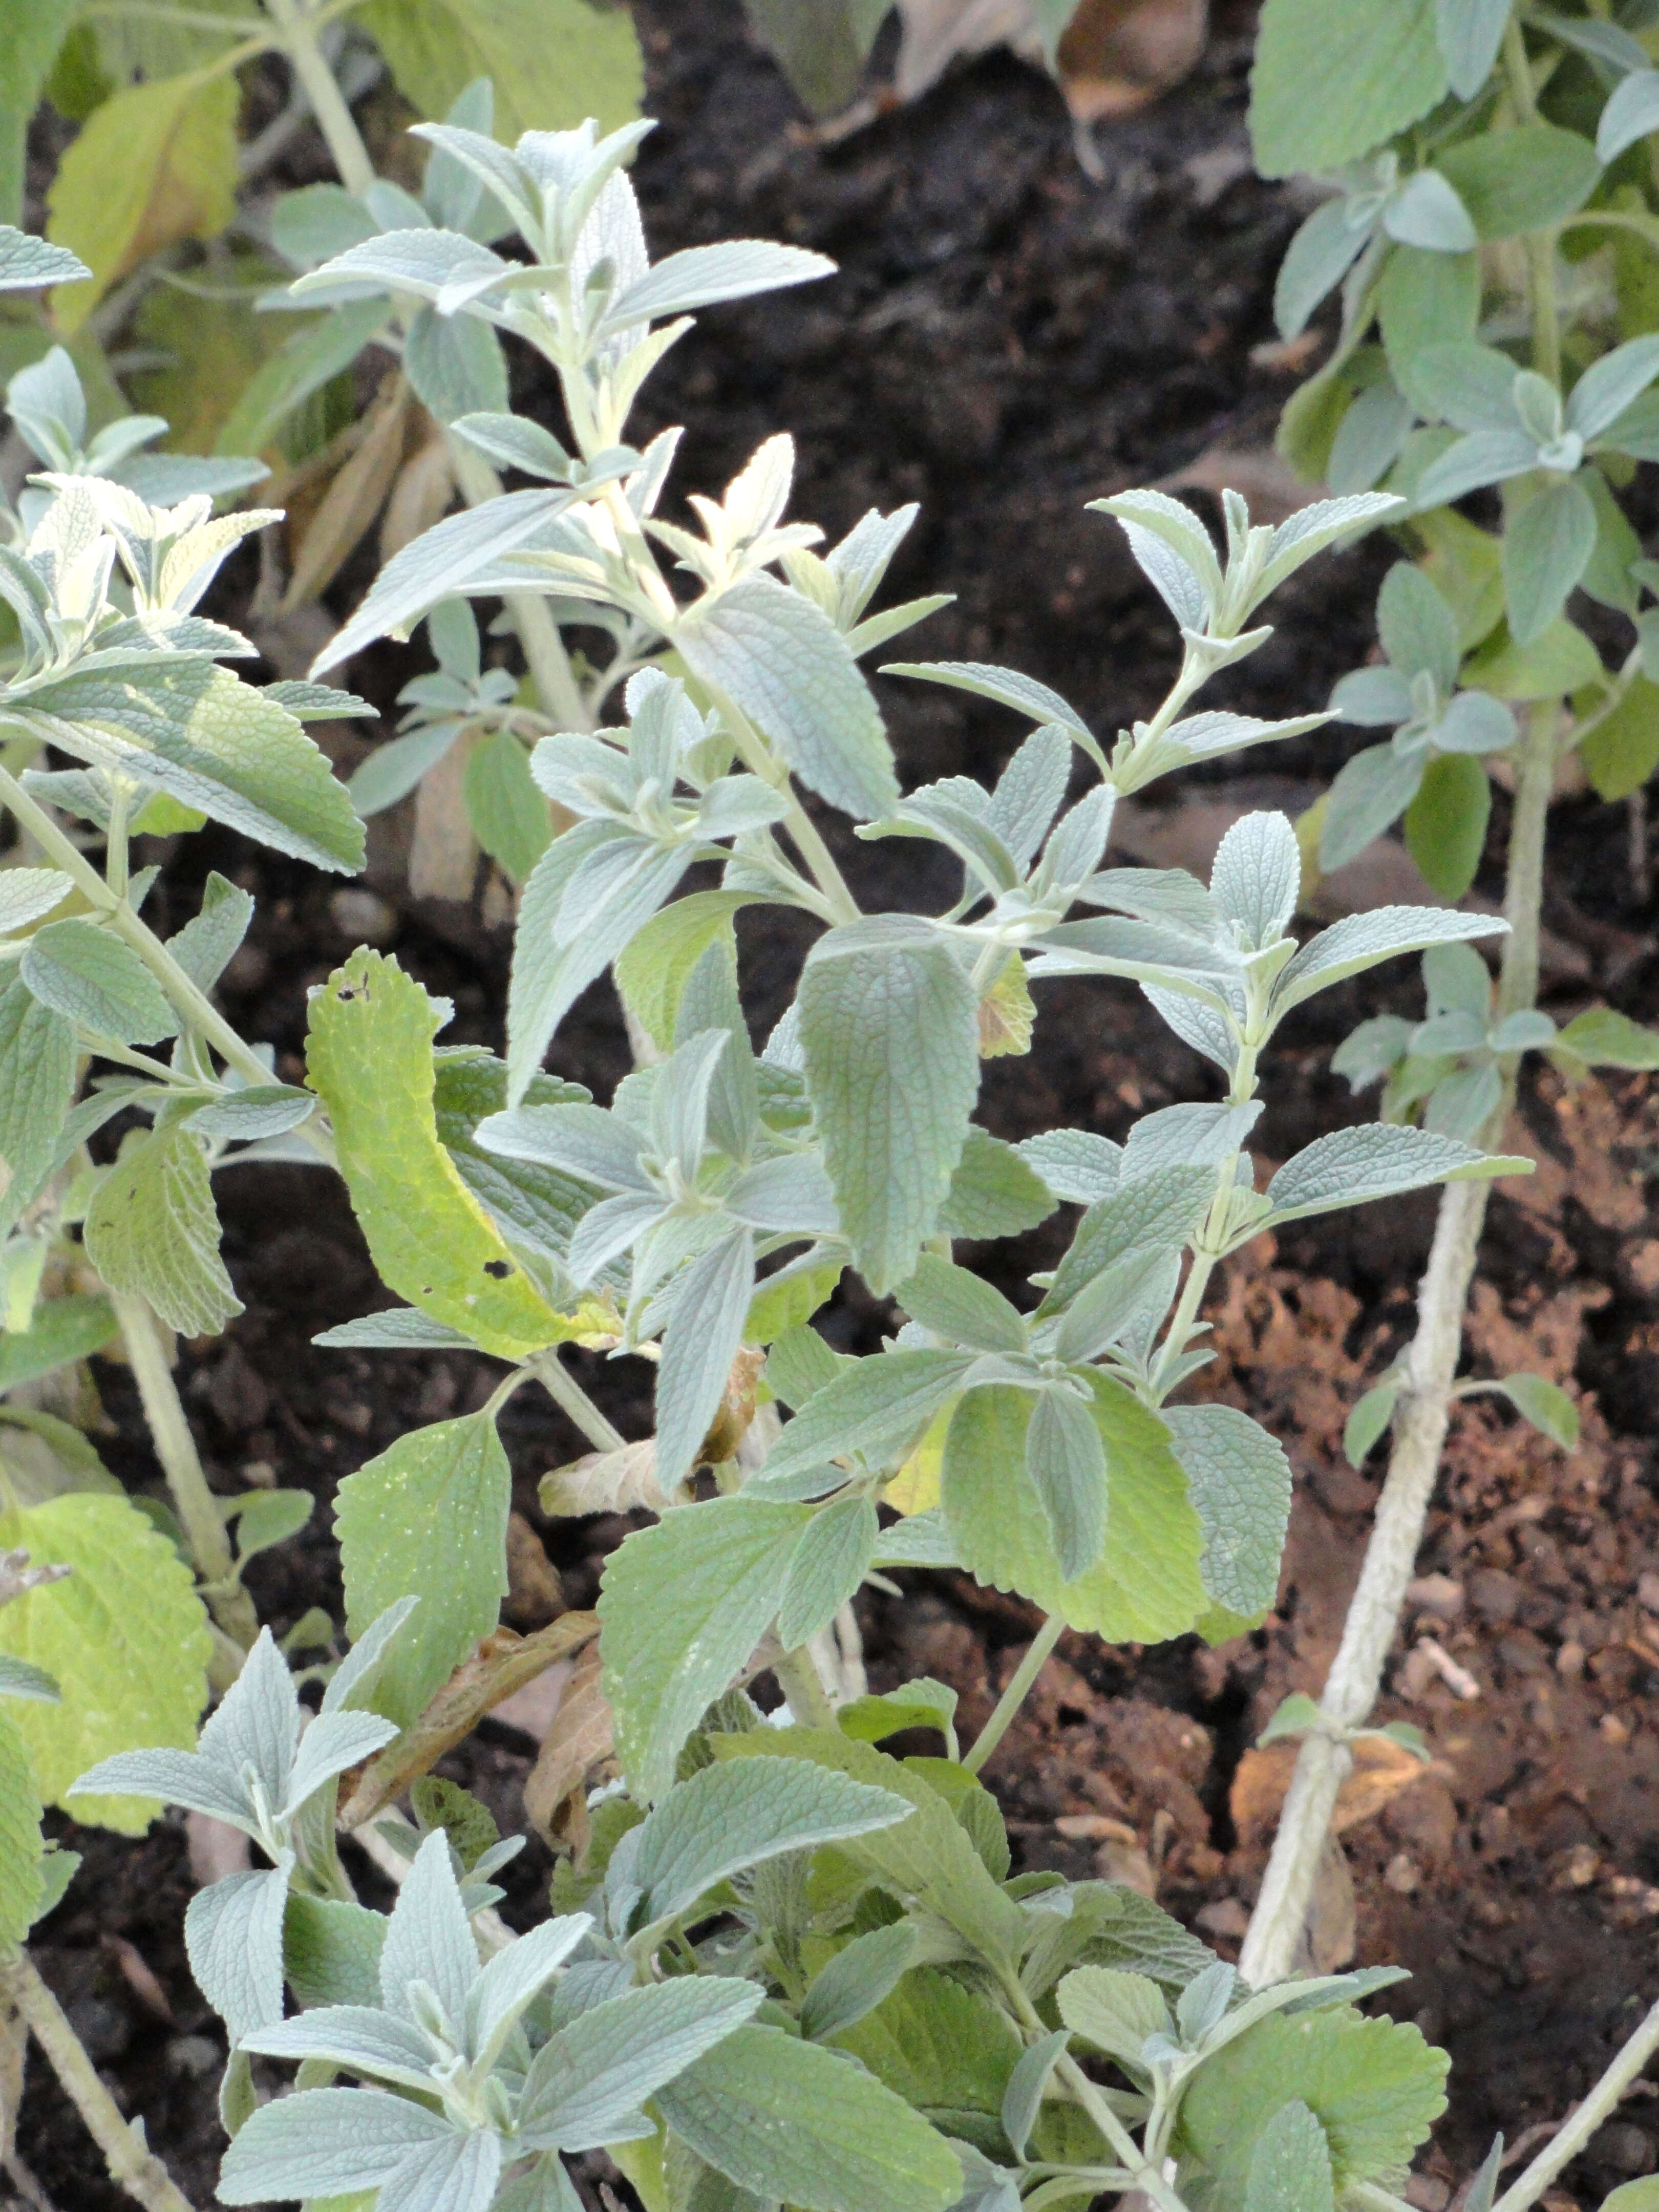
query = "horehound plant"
xmin=0 ymin=13 xmax=1656 ymax=2212
xmin=1236 ymin=0 xmax=1659 ymax=1996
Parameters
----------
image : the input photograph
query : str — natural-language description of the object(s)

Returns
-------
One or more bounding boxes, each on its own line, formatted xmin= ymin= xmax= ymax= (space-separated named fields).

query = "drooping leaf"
xmin=84 ymin=1124 xmax=242 ymax=1338
xmin=1404 ymin=752 xmax=1490 ymax=901
xmin=21 ymin=920 xmax=176 ymax=1045
xmin=0 ymin=975 xmax=75 ymax=1236
xmin=0 ymin=1704 xmax=44 ymax=1945
xmin=1250 ymin=0 xmax=1447 ymax=179
xmin=358 ymin=0 xmax=644 ymax=141
xmin=334 ymin=1413 xmax=512 ymax=1730
xmin=1162 ymin=1405 xmax=1290 ymax=1621
xmin=306 ymin=951 xmax=582 ymax=1357
xmin=0 ymin=1492 xmax=210 ymax=1833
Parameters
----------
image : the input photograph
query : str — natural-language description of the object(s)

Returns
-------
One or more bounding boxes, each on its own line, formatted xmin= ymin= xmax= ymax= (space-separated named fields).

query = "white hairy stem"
xmin=1241 ymin=707 xmax=1554 ymax=1986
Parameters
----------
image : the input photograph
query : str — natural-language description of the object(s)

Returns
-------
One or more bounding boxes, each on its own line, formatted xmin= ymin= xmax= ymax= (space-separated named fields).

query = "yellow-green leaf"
xmin=1581 ymin=672 xmax=1659 ymax=800
xmin=0 ymin=1705 xmax=44 ymax=1949
xmin=3 ymin=0 xmax=80 ymax=225
xmin=47 ymin=70 xmax=239 ymax=332
xmin=0 ymin=1492 xmax=211 ymax=1834
xmin=84 ymin=1124 xmax=242 ymax=1339
xmin=305 ymin=950 xmax=582 ymax=1358
xmin=942 ymin=1377 xmax=1207 ymax=1643
xmin=616 ymin=891 xmax=763 ymax=1053
xmin=357 ymin=0 xmax=643 ymax=140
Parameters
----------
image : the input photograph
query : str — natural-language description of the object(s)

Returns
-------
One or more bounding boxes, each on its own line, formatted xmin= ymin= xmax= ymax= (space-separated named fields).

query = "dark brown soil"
xmin=15 ymin=5 xmax=1659 ymax=2208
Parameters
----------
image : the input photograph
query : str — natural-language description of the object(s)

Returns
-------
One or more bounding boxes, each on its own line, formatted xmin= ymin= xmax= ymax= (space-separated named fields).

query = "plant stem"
xmin=1490 ymin=1995 xmax=1659 ymax=2212
xmin=113 ymin=1294 xmax=259 ymax=1650
xmin=1503 ymin=20 xmax=1563 ymax=386
xmin=1240 ymin=706 xmax=1555 ymax=1987
xmin=0 ymin=1954 xmax=197 ymax=2212
xmin=528 ymin=1351 xmax=627 ymax=1452
xmin=1003 ymin=1979 xmax=1192 ymax=2212
xmin=963 ymin=1614 xmax=1065 ymax=1775
xmin=774 ymin=1644 xmax=839 ymax=1728
xmin=260 ymin=0 xmax=373 ymax=193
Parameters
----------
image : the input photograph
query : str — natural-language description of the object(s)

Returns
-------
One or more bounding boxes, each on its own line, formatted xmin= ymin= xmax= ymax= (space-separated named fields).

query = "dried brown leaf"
xmin=540 ymin=1439 xmax=668 ymax=1519
xmin=283 ymin=373 xmax=412 ymax=610
xmin=408 ymin=730 xmax=479 ymax=903
xmin=524 ymin=1645 xmax=616 ymax=1847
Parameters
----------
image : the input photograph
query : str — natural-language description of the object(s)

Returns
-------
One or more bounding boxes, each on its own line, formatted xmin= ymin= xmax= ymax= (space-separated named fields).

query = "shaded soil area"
xmin=14 ymin=3 xmax=1659 ymax=2207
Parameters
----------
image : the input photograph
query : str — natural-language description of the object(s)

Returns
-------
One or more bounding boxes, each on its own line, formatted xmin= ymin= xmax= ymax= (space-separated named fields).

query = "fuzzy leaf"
xmin=359 ymin=0 xmax=643 ymax=142
xmin=521 ymin=1980 xmax=763 ymax=2154
xmin=0 ymin=1493 xmax=209 ymax=1833
xmin=1245 ymin=2100 xmax=1335 ymax=2212
xmin=334 ymin=1413 xmax=511 ymax=1730
xmin=776 ymin=1493 xmax=879 ymax=1649
xmin=1250 ymin=0 xmax=1447 ymax=179
xmin=21 ymin=920 xmax=176 ymax=1045
xmin=0 ymin=974 xmax=75 ymax=1235
xmin=84 ymin=1124 xmax=241 ymax=1337
xmin=799 ymin=918 xmax=979 ymax=1292
xmin=1162 ymin=1405 xmax=1290 ymax=1620
xmin=0 ymin=1705 xmax=43 ymax=1945
xmin=1265 ymin=1124 xmax=1525 ymax=1225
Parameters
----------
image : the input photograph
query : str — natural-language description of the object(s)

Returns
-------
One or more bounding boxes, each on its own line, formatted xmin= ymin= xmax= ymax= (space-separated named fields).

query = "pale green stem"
xmin=1 ymin=1953 xmax=198 ymax=2212
xmin=1003 ymin=1979 xmax=1192 ymax=2212
xmin=773 ymin=1645 xmax=839 ymax=1729
xmin=114 ymin=1293 xmax=259 ymax=1650
xmin=260 ymin=0 xmax=373 ymax=192
xmin=1504 ymin=21 xmax=1563 ymax=386
xmin=1490 ymin=1995 xmax=1659 ymax=2212
xmin=528 ymin=1350 xmax=627 ymax=1452
xmin=1240 ymin=706 xmax=1557 ymax=1986
xmin=963 ymin=1614 xmax=1065 ymax=1775
xmin=447 ymin=442 xmax=591 ymax=731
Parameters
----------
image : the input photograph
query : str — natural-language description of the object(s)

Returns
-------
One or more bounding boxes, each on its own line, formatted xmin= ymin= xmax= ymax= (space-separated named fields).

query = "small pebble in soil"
xmin=1589 ymin=2121 xmax=1655 ymax=2178
xmin=328 ymin=887 xmax=398 ymax=946
xmin=1385 ymin=1852 xmax=1421 ymax=1895
xmin=1406 ymin=1573 xmax=1465 ymax=1619
xmin=165 ymin=2034 xmax=220 ymax=2078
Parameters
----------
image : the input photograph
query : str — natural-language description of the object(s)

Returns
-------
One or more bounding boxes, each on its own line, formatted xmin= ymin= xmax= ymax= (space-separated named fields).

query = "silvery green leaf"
xmin=871 ymin=1511 xmax=960 ymax=1568
xmin=725 ymin=1154 xmax=841 ymax=1236
xmin=1177 ymin=1959 xmax=1237 ymax=2044
xmin=239 ymin=2002 xmax=436 ymax=2092
xmin=764 ymin=1326 xmax=845 ymax=1411
xmin=69 ymin=1747 xmax=255 ymax=1831
xmin=478 ymin=1101 xmax=651 ymax=1193
xmin=165 ymin=874 xmax=256 ymax=995
xmin=217 ymin=2086 xmax=456 ymax=2204
xmin=800 ymin=1924 xmax=920 ymax=2043
xmin=323 ymin=1596 xmax=422 ymax=1717
xmin=1437 ymin=0 xmax=1516 ymax=97
xmin=879 ymin=660 xmax=1099 ymax=758
xmin=520 ymin=1980 xmax=765 ymax=2154
xmin=1014 ymin=1130 xmax=1120 ymax=1205
xmin=656 ymin=1228 xmax=755 ymax=1490
xmin=1493 ymin=1372 xmax=1579 ymax=1449
xmin=938 ymin=1127 xmax=1057 ymax=1240
xmin=896 ymin=1253 xmax=1027 ymax=1353
xmin=1329 ymin=378 xmax=1415 ymax=496
xmin=1163 ymin=1404 xmax=1291 ymax=1618
xmin=1490 ymin=1008 xmax=1555 ymax=1051
xmin=680 ymin=575 xmax=898 ymax=821
xmin=1413 ymin=427 xmax=1542 ymax=507
xmin=0 ymin=1653 xmax=57 ymax=1701
xmin=379 ymin=1832 xmax=480 ymax=2025
xmin=493 ymin=2153 xmax=589 ymax=2212
xmin=860 ymin=792 xmax=1019 ymax=897
xmin=1413 ymin=1009 xmax=1485 ymax=1053
xmin=269 ymin=182 xmax=379 ymax=269
xmin=1273 ymin=906 xmax=1505 ymax=1015
xmin=1254 ymin=494 xmax=1403 ymax=602
xmin=1568 ymin=335 xmax=1659 ymax=440
xmin=1244 ymin=2098 xmax=1335 ymax=2212
xmin=186 ymin=1859 xmax=293 ymax=2044
xmin=0 ymin=227 xmax=90 ymax=292
xmin=698 ymin=776 xmax=793 ymax=838
xmin=1027 ymin=914 xmax=1238 ymax=1000
xmin=312 ymin=486 xmax=577 ymax=674
xmin=1211 ymin=811 xmax=1300 ymax=945
xmin=1265 ymin=1123 xmax=1523 ymax=1226
xmin=22 ymin=920 xmax=177 ymax=1045
xmin=764 ymin=1349 xmax=977 ymax=1484
xmin=1079 ymin=865 xmax=1217 ymax=941
xmin=1041 ymin=785 xmax=1116 ymax=889
xmin=1056 ymin=1964 xmax=1171 ymax=2074
xmin=1089 ymin=490 xmax=1224 ymax=611
xmin=1117 ymin=515 xmax=1213 ymax=629
xmin=1142 ymin=982 xmax=1238 ymax=1076
xmin=635 ymin=1755 xmax=908 ymax=1924
xmin=569 ymin=1192 xmax=666 ymax=1283
xmin=1503 ymin=476 xmax=1597 ymax=644
xmin=1051 ymin=1243 xmax=1179 ymax=1365
xmin=605 ymin=241 xmax=834 ymax=330
xmin=1158 ymin=708 xmax=1331 ymax=761
xmin=1412 ymin=343 xmax=1523 ymax=432
xmin=1382 ymin=171 xmax=1476 ymax=252
xmin=200 ymin=1626 xmax=302 ymax=1806
xmin=986 ymin=725 xmax=1076 ymax=866
xmin=1330 ymin=665 xmax=1413 ymax=728
xmin=1598 ymin=67 xmax=1659 ymax=163
xmin=451 ymin=411 xmax=574 ymax=481
xmin=1273 ymin=199 xmax=1373 ymax=341
xmin=1424 ymin=1060 xmax=1504 ymax=1138
xmin=1459 ymin=2136 xmax=1504 ymax=2212
xmin=1345 ymin=1378 xmax=1400 ymax=1467
xmin=0 ymin=869 xmax=70 ymax=935
xmin=1122 ymin=1102 xmax=1261 ymax=1181
xmin=190 ymin=1086 xmax=317 ymax=1142
xmin=377 ymin=2126 xmax=502 ymax=2212
xmin=315 ymin=1309 xmax=474 ymax=1349
xmin=1040 ymin=1162 xmax=1214 ymax=1317
xmin=1024 ymin=1387 xmax=1108 ymax=1580
xmin=282 ymin=1709 xmax=399 ymax=1819
xmin=1000 ymin=2029 xmax=1070 ymax=2163
xmin=1432 ymin=689 xmax=1513 ymax=753
xmin=403 ymin=306 xmax=509 ymax=425
xmin=1377 ymin=563 xmax=1460 ymax=694
xmin=507 ymin=831 xmax=693 ymax=1102
xmin=291 ymin=226 xmax=510 ymax=304
xmin=462 ymin=1913 xmax=594 ymax=2072
xmin=1320 ymin=745 xmax=1426 ymax=871
xmin=798 ymin=917 xmax=979 ymax=1293
xmin=777 ymin=1493 xmax=880 ymax=1648
xmin=1424 ymin=939 xmax=1492 ymax=1019
xmin=115 ymin=453 xmax=269 ymax=504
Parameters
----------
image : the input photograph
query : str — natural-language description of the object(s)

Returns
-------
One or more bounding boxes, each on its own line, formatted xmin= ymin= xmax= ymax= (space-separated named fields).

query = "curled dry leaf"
xmin=523 ymin=1643 xmax=616 ymax=1851
xmin=540 ymin=1437 xmax=669 ymax=1518
xmin=282 ymin=371 xmax=414 ymax=611
xmin=1230 ymin=1734 xmax=1443 ymax=1852
xmin=408 ymin=730 xmax=479 ymax=903
xmin=893 ymin=0 xmax=1205 ymax=118
xmin=379 ymin=431 xmax=456 ymax=565
xmin=337 ymin=1610 xmax=598 ymax=1829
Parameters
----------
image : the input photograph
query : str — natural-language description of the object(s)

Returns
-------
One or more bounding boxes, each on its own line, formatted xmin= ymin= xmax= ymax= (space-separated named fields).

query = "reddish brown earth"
xmin=14 ymin=3 xmax=1659 ymax=2206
